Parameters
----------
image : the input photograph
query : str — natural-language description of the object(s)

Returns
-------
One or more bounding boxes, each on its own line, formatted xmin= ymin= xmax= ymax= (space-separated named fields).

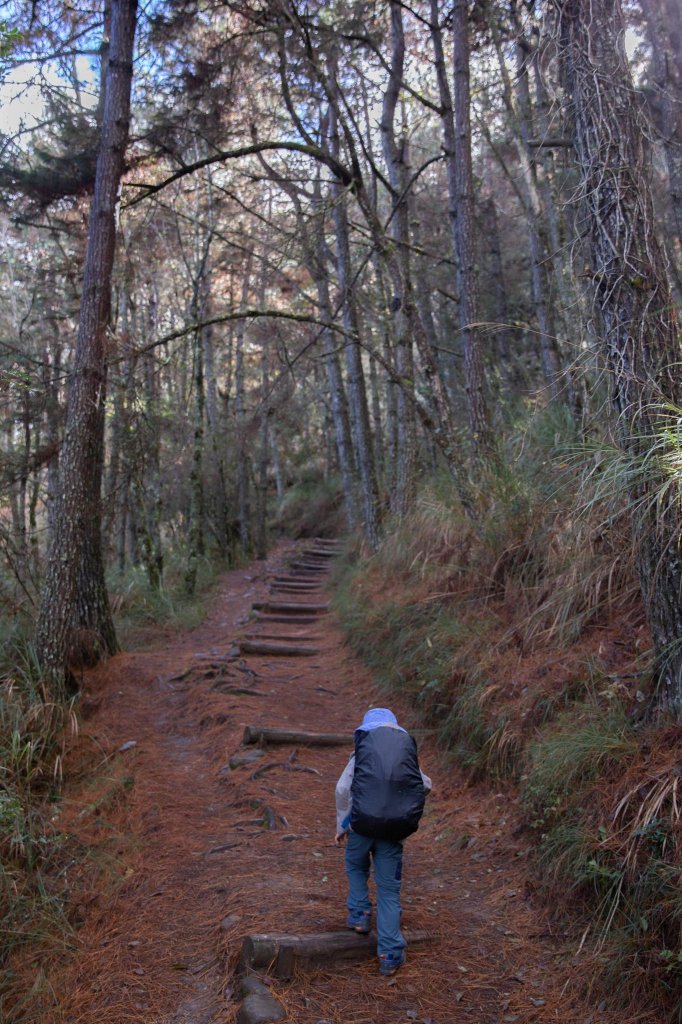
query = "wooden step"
xmin=289 ymin=561 xmax=330 ymax=572
xmin=238 ymin=640 xmax=319 ymax=657
xmin=240 ymin=929 xmax=431 ymax=980
xmin=243 ymin=632 xmax=321 ymax=642
xmin=242 ymin=726 xmax=353 ymax=746
xmin=254 ymin=613 xmax=321 ymax=624
xmin=252 ymin=601 xmax=329 ymax=614
xmin=272 ymin=575 xmax=322 ymax=584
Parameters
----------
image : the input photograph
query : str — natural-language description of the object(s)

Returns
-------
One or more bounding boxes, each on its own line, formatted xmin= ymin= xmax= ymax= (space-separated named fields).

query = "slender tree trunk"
xmin=430 ymin=0 xmax=493 ymax=454
xmin=557 ymin=0 xmax=682 ymax=717
xmin=235 ymin=253 xmax=253 ymax=553
xmin=311 ymin=176 xmax=358 ymax=529
xmin=481 ymin=197 xmax=513 ymax=396
xmin=328 ymin=107 xmax=381 ymax=549
xmin=381 ymin=2 xmax=417 ymax=516
xmin=35 ymin=0 xmax=137 ymax=688
xmin=139 ymin=281 xmax=163 ymax=590
xmin=185 ymin=320 xmax=205 ymax=595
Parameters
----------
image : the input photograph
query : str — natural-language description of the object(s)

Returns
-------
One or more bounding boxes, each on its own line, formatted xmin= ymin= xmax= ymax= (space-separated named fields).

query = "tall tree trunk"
xmin=557 ymin=0 xmax=682 ymax=717
xmin=235 ymin=253 xmax=253 ymax=553
xmin=481 ymin=197 xmax=513 ymax=396
xmin=328 ymin=107 xmax=381 ymax=549
xmin=380 ymin=2 xmax=417 ymax=516
xmin=430 ymin=0 xmax=493 ymax=455
xmin=185 ymin=320 xmax=205 ymax=595
xmin=138 ymin=281 xmax=163 ymax=590
xmin=641 ymin=0 xmax=682 ymax=266
xmin=311 ymin=190 xmax=359 ymax=530
xmin=35 ymin=0 xmax=137 ymax=689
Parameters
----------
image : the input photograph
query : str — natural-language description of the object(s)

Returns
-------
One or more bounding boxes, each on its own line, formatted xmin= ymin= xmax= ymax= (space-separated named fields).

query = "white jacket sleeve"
xmin=335 ymin=755 xmax=355 ymax=833
xmin=420 ymin=769 xmax=432 ymax=794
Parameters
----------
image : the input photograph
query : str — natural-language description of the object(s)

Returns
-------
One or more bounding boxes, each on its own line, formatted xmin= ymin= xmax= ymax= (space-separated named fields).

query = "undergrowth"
xmin=0 ymin=640 xmax=75 ymax=1018
xmin=0 ymin=541 xmax=230 ymax=1020
xmin=111 ymin=547 xmax=227 ymax=647
xmin=335 ymin=403 xmax=682 ymax=1018
xmin=274 ymin=471 xmax=345 ymax=539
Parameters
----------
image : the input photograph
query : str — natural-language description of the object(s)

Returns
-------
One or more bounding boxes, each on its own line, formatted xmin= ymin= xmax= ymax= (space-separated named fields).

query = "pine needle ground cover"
xmin=334 ymin=426 xmax=682 ymax=1019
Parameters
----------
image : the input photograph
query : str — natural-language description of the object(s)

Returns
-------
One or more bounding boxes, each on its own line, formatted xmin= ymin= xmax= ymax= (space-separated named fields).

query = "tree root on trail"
xmin=249 ymin=761 xmax=323 ymax=781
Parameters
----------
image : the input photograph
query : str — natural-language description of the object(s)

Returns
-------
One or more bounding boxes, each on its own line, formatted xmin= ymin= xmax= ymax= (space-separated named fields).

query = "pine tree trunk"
xmin=328 ymin=106 xmax=381 ymax=549
xmin=381 ymin=3 xmax=417 ymax=516
xmin=311 ymin=177 xmax=359 ymax=529
xmin=185 ymin=304 xmax=206 ymax=594
xmin=481 ymin=198 xmax=514 ymax=396
xmin=35 ymin=0 xmax=137 ymax=690
xmin=235 ymin=254 xmax=253 ymax=553
xmin=557 ymin=0 xmax=682 ymax=717
xmin=641 ymin=0 xmax=682 ymax=266
xmin=430 ymin=0 xmax=493 ymax=454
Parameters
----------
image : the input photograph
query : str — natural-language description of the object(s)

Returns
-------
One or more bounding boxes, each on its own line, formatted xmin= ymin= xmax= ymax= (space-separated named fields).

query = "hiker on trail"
xmin=335 ymin=707 xmax=432 ymax=977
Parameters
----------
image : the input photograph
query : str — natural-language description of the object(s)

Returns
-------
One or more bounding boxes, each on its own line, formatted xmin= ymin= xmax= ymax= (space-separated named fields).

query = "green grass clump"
xmin=523 ymin=705 xmax=638 ymax=829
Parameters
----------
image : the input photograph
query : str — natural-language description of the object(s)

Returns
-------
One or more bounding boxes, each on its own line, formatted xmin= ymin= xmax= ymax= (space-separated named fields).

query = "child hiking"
xmin=335 ymin=708 xmax=432 ymax=976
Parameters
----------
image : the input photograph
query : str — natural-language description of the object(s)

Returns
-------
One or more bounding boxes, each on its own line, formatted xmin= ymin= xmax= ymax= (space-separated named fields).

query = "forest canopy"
xmin=0 ymin=0 xmax=681 ymax=710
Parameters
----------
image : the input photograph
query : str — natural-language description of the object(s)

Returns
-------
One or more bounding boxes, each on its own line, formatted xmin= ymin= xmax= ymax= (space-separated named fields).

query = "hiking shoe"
xmin=379 ymin=951 xmax=406 ymax=976
xmin=346 ymin=911 xmax=371 ymax=934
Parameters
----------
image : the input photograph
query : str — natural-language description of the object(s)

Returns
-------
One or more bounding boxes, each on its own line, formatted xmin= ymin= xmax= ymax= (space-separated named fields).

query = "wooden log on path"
xmin=268 ymin=589 xmax=321 ymax=598
xmin=242 ymin=725 xmax=353 ymax=746
xmin=240 ymin=929 xmax=431 ymax=980
xmin=238 ymin=640 xmax=320 ymax=657
xmin=288 ymin=561 xmax=330 ymax=572
xmin=243 ymin=632 xmax=321 ymax=642
xmin=270 ymin=580 xmax=322 ymax=589
xmin=311 ymin=537 xmax=342 ymax=546
xmin=272 ymin=575 xmax=322 ymax=584
xmin=254 ymin=613 xmax=321 ymax=625
xmin=252 ymin=601 xmax=329 ymax=613
xmin=301 ymin=548 xmax=336 ymax=559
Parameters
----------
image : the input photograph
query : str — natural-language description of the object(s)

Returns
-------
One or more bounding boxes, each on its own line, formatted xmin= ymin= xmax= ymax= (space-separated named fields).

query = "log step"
xmin=272 ymin=575 xmax=322 ymax=584
xmin=270 ymin=586 xmax=322 ymax=595
xmin=243 ymin=726 xmax=353 ymax=747
xmin=243 ymin=633 xmax=321 ymax=642
xmin=252 ymin=601 xmax=329 ymax=613
xmin=254 ymin=613 xmax=322 ymax=624
xmin=301 ymin=549 xmax=337 ymax=559
xmin=240 ymin=929 xmax=431 ymax=980
xmin=238 ymin=640 xmax=320 ymax=657
xmin=288 ymin=561 xmax=330 ymax=572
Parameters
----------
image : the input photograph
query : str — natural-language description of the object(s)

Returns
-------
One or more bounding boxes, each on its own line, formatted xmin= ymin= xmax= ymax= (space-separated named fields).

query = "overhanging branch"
xmin=123 ymin=141 xmax=356 ymax=207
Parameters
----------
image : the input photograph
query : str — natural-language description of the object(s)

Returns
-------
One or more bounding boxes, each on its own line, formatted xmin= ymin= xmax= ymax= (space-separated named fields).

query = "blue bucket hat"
xmin=355 ymin=707 xmax=406 ymax=735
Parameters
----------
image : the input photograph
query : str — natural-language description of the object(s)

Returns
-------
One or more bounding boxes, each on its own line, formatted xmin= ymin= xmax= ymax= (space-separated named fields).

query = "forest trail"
xmin=53 ymin=542 xmax=623 ymax=1024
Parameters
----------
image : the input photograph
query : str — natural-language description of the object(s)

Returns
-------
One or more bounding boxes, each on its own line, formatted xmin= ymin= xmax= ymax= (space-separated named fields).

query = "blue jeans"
xmin=345 ymin=832 xmax=405 ymax=958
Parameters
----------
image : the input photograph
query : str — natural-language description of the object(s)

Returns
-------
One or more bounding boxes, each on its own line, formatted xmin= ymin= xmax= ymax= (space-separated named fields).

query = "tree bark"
xmin=35 ymin=0 xmax=137 ymax=689
xmin=430 ymin=0 xmax=493 ymax=455
xmin=327 ymin=104 xmax=381 ymax=549
xmin=557 ymin=0 xmax=682 ymax=717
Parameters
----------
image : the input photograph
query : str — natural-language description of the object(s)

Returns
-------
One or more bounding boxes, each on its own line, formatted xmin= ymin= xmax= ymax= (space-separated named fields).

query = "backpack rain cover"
xmin=350 ymin=726 xmax=425 ymax=841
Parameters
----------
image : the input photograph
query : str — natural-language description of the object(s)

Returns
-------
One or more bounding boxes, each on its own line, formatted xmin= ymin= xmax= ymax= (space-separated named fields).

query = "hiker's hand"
xmin=334 ymin=830 xmax=347 ymax=846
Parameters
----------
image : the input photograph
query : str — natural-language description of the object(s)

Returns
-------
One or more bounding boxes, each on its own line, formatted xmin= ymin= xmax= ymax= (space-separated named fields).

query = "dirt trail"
xmin=50 ymin=542 xmax=623 ymax=1024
